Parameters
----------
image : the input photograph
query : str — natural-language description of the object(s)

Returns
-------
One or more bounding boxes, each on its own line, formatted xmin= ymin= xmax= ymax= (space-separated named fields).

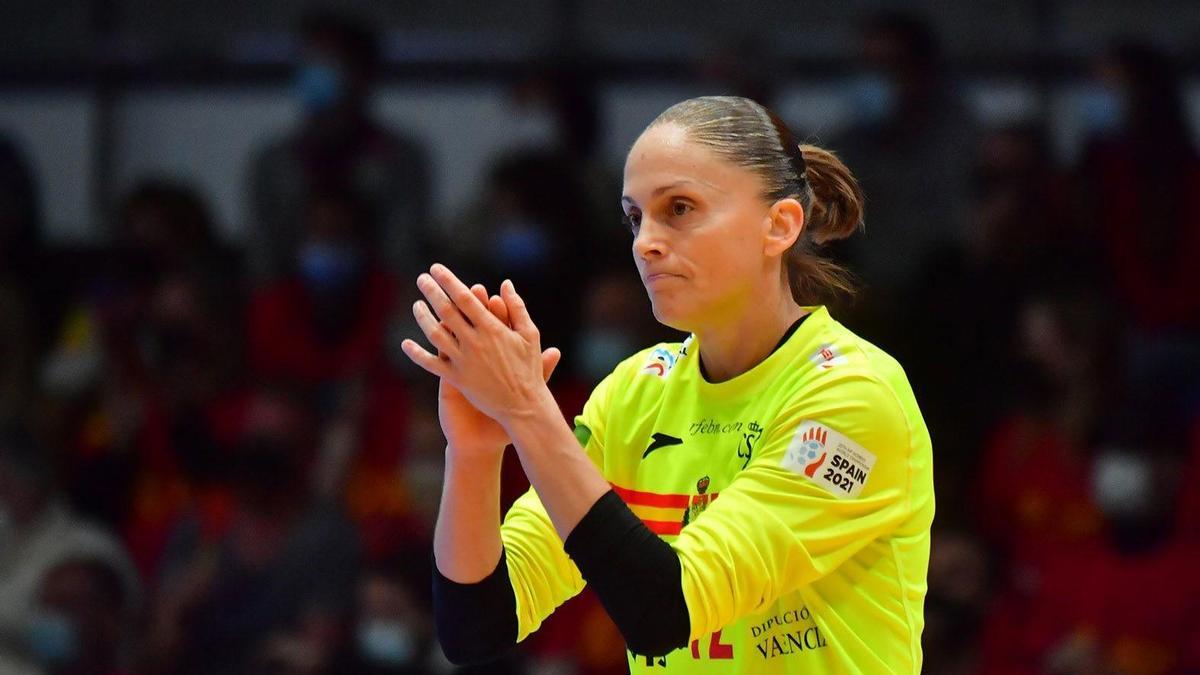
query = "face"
xmin=622 ymin=123 xmax=798 ymax=332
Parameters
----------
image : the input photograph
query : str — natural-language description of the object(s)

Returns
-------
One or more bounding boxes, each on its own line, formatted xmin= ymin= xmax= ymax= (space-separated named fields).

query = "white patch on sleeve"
xmin=780 ymin=421 xmax=877 ymax=499
xmin=808 ymin=343 xmax=848 ymax=370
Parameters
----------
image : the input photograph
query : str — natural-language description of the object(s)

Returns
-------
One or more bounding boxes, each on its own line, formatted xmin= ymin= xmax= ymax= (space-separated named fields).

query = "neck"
xmin=694 ymin=285 xmax=807 ymax=382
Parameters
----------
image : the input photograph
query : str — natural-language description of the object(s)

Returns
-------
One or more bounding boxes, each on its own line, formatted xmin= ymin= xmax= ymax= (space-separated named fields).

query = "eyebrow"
xmin=621 ymin=179 xmax=724 ymax=206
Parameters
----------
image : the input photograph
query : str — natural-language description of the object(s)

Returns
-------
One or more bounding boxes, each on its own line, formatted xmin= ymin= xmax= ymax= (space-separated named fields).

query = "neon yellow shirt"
xmin=500 ymin=306 xmax=935 ymax=673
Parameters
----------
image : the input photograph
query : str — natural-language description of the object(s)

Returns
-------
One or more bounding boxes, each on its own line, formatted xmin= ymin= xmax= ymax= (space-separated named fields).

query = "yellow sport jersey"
xmin=500 ymin=305 xmax=935 ymax=673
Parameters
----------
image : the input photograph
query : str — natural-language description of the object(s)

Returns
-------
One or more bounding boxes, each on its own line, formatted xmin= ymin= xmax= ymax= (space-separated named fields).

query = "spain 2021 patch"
xmin=781 ymin=421 xmax=877 ymax=498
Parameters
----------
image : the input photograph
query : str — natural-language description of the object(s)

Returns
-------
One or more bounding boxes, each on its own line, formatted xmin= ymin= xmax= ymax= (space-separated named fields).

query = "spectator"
xmin=0 ymin=426 xmax=140 ymax=675
xmin=833 ymin=12 xmax=978 ymax=301
xmin=906 ymin=125 xmax=1101 ymax=505
xmin=978 ymin=442 xmax=1200 ymax=673
xmin=921 ymin=529 xmax=992 ymax=675
xmin=144 ymin=420 xmax=360 ymax=675
xmin=248 ymin=188 xmax=398 ymax=390
xmin=973 ymin=293 xmax=1119 ymax=560
xmin=1076 ymin=40 xmax=1200 ymax=335
xmin=442 ymin=151 xmax=602 ymax=355
xmin=27 ymin=557 xmax=137 ymax=675
xmin=248 ymin=9 xmax=431 ymax=284
xmin=1075 ymin=41 xmax=1200 ymax=434
xmin=334 ymin=545 xmax=452 ymax=675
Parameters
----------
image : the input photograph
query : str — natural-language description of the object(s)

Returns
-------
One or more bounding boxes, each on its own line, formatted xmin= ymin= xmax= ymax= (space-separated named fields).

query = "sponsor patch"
xmin=808 ymin=343 xmax=848 ymax=370
xmin=781 ymin=421 xmax=876 ymax=498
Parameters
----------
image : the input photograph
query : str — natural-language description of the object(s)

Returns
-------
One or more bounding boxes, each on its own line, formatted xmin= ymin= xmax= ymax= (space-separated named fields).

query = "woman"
xmin=402 ymin=96 xmax=935 ymax=673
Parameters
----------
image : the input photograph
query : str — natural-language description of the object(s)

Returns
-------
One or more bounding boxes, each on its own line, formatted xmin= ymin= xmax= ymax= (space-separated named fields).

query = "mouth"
xmin=644 ymin=272 xmax=682 ymax=283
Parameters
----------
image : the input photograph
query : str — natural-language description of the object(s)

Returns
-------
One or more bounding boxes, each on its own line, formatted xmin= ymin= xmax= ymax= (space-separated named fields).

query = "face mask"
xmin=577 ymin=329 xmax=635 ymax=382
xmin=846 ymin=73 xmax=897 ymax=125
xmin=297 ymin=242 xmax=362 ymax=294
xmin=26 ymin=611 xmax=78 ymax=666
xmin=294 ymin=61 xmax=346 ymax=112
xmin=1078 ymin=84 xmax=1127 ymax=136
xmin=494 ymin=218 xmax=551 ymax=271
xmin=358 ymin=619 xmax=417 ymax=667
xmin=1092 ymin=450 xmax=1153 ymax=520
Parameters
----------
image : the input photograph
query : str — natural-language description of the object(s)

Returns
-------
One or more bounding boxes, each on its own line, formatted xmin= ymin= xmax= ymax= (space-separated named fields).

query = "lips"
xmin=644 ymin=272 xmax=682 ymax=283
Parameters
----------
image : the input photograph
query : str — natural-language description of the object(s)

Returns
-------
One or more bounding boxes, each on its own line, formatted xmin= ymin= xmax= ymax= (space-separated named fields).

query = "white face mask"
xmin=1091 ymin=450 xmax=1153 ymax=519
xmin=358 ymin=619 xmax=417 ymax=667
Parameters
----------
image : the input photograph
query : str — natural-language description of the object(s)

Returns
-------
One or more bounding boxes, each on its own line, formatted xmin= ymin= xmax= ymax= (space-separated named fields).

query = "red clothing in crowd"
xmin=1089 ymin=141 xmax=1200 ymax=332
xmin=974 ymin=413 xmax=1106 ymax=561
xmin=978 ymin=539 xmax=1200 ymax=674
xmin=248 ymin=270 xmax=397 ymax=384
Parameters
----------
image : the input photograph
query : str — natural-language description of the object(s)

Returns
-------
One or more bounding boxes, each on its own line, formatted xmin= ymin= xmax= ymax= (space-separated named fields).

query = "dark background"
xmin=0 ymin=1 xmax=1198 ymax=673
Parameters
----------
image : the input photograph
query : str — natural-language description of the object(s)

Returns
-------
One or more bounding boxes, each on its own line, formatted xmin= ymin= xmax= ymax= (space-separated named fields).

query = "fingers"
xmin=488 ymin=294 xmax=510 ymax=326
xmin=418 ymin=273 xmax=470 ymax=335
xmin=412 ymin=300 xmax=460 ymax=357
xmin=500 ymin=279 xmax=539 ymax=343
xmin=429 ymin=264 xmax=495 ymax=329
xmin=470 ymin=284 xmax=488 ymax=306
xmin=400 ymin=339 xmax=452 ymax=378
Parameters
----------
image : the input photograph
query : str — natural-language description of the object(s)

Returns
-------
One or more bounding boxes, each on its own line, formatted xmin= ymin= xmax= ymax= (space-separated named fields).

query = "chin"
xmin=649 ymin=298 xmax=696 ymax=333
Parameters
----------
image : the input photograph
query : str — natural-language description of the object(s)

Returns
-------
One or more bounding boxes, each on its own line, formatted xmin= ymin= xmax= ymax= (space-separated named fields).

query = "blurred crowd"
xmin=1 ymin=9 xmax=1198 ymax=675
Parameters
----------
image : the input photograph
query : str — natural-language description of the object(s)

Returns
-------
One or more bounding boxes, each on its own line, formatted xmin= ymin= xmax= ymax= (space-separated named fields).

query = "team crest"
xmin=681 ymin=475 xmax=714 ymax=527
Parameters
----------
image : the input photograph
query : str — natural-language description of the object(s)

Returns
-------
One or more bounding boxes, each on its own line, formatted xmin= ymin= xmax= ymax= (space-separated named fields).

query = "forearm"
xmin=433 ymin=445 xmax=505 ymax=582
xmin=503 ymin=392 xmax=689 ymax=654
xmin=503 ymin=389 xmax=611 ymax=540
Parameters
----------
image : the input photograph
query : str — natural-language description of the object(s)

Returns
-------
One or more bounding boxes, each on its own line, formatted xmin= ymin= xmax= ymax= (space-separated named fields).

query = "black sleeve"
xmin=564 ymin=490 xmax=691 ymax=657
xmin=432 ymin=551 xmax=518 ymax=665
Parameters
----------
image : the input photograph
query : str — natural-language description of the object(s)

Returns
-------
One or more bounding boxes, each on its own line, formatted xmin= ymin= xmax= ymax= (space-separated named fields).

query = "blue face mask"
xmin=494 ymin=218 xmax=551 ymax=272
xmin=297 ymin=242 xmax=362 ymax=294
xmin=26 ymin=611 xmax=78 ymax=666
xmin=294 ymin=62 xmax=345 ymax=112
xmin=358 ymin=619 xmax=417 ymax=667
xmin=846 ymin=73 xmax=897 ymax=126
xmin=1078 ymin=84 xmax=1127 ymax=137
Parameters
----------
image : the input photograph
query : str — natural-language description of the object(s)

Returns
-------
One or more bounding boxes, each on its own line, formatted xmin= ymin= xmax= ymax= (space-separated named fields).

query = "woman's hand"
xmin=437 ymin=282 xmax=561 ymax=457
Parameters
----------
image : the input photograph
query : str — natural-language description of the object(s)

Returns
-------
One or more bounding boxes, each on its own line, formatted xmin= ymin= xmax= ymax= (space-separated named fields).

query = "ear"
xmin=763 ymin=198 xmax=805 ymax=258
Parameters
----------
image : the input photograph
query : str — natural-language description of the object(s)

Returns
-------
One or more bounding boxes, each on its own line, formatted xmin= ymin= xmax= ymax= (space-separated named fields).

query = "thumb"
xmin=541 ymin=347 xmax=562 ymax=382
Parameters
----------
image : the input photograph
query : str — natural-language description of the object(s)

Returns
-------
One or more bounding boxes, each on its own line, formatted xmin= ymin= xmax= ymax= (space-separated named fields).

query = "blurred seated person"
xmin=920 ymin=529 xmax=992 ymax=675
xmin=43 ymin=264 xmax=248 ymax=576
xmin=249 ymin=187 xmax=398 ymax=390
xmin=906 ymin=125 xmax=1100 ymax=507
xmin=23 ymin=557 xmax=138 ymax=675
xmin=833 ymin=11 xmax=978 ymax=297
xmin=248 ymin=9 xmax=430 ymax=284
xmin=442 ymin=150 xmax=608 ymax=353
xmin=0 ymin=426 xmax=140 ymax=675
xmin=143 ymin=420 xmax=360 ymax=675
xmin=978 ymin=440 xmax=1200 ymax=674
xmin=1076 ymin=40 xmax=1200 ymax=336
xmin=973 ymin=293 xmax=1120 ymax=561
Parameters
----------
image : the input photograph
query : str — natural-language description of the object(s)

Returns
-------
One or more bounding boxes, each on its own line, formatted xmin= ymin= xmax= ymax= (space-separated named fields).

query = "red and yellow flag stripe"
xmin=611 ymin=483 xmax=718 ymax=536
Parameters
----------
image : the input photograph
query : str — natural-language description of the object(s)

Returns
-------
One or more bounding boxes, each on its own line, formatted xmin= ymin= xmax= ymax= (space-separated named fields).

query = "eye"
xmin=670 ymin=199 xmax=693 ymax=217
xmin=622 ymin=211 xmax=642 ymax=235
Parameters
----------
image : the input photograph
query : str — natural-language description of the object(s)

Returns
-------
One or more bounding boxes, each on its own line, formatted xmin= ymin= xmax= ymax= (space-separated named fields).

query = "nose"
xmin=632 ymin=216 xmax=665 ymax=261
